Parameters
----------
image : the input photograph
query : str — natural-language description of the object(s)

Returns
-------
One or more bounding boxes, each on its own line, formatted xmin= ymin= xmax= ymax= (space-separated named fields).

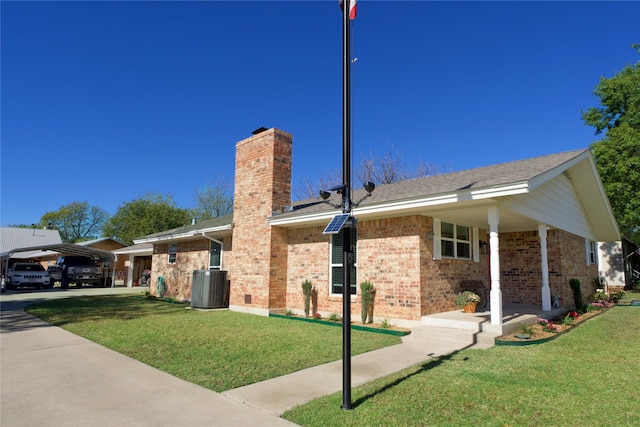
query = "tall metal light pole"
xmin=341 ymin=0 xmax=353 ymax=411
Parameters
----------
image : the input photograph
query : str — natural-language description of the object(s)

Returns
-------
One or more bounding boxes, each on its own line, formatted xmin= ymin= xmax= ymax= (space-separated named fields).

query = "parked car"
xmin=5 ymin=262 xmax=51 ymax=290
xmin=50 ymin=255 xmax=105 ymax=288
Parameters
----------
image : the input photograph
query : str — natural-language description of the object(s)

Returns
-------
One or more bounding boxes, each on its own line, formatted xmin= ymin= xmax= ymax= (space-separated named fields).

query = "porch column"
xmin=538 ymin=224 xmax=551 ymax=311
xmin=488 ymin=207 xmax=503 ymax=325
xmin=126 ymin=255 xmax=134 ymax=287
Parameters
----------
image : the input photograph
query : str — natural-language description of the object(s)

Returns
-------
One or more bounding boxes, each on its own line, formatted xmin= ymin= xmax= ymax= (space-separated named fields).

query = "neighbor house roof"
xmin=113 ymin=243 xmax=154 ymax=256
xmin=77 ymin=237 xmax=126 ymax=247
xmin=0 ymin=227 xmax=62 ymax=261
xmin=270 ymin=149 xmax=620 ymax=242
xmin=134 ymin=215 xmax=233 ymax=244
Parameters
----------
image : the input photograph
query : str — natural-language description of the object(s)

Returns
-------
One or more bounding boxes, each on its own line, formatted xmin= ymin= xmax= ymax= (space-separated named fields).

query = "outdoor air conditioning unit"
xmin=191 ymin=270 xmax=229 ymax=309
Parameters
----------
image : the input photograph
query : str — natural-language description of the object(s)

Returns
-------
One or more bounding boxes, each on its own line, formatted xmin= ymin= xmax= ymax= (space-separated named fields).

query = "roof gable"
xmin=271 ymin=149 xmax=619 ymax=241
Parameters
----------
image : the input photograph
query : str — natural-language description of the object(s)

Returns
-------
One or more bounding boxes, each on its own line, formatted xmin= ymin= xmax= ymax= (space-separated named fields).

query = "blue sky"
xmin=1 ymin=1 xmax=638 ymax=228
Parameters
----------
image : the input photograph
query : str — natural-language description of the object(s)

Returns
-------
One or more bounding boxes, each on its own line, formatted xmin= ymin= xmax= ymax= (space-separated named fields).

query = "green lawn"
xmin=283 ymin=294 xmax=640 ymax=426
xmin=25 ymin=295 xmax=400 ymax=392
xmin=26 ymin=292 xmax=640 ymax=426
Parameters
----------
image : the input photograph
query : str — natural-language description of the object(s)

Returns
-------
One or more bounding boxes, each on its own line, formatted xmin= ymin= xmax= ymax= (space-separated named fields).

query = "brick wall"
xmin=549 ymin=229 xmax=599 ymax=308
xmin=151 ymin=239 xmax=210 ymax=300
xmin=422 ymin=221 xmax=490 ymax=315
xmin=284 ymin=216 xmax=491 ymax=321
xmin=499 ymin=229 xmax=598 ymax=308
xmin=358 ymin=217 xmax=424 ymax=320
xmin=227 ymin=129 xmax=292 ymax=310
xmin=286 ymin=226 xmax=330 ymax=315
xmin=500 ymin=231 xmax=542 ymax=305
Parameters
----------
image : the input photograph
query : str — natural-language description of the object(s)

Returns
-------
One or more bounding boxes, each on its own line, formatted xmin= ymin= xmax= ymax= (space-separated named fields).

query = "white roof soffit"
xmin=134 ymin=224 xmax=233 ymax=244
xmin=7 ymin=243 xmax=116 ymax=263
xmin=269 ymin=182 xmax=530 ymax=227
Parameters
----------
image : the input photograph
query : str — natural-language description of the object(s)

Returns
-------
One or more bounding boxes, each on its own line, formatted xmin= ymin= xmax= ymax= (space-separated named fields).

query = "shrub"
xmin=569 ymin=278 xmax=583 ymax=310
xmin=609 ymin=289 xmax=626 ymax=302
xmin=360 ymin=280 xmax=375 ymax=324
xmin=302 ymin=280 xmax=312 ymax=317
xmin=594 ymin=288 xmax=608 ymax=302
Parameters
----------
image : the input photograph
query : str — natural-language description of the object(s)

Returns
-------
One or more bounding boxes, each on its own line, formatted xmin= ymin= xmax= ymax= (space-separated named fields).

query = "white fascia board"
xmin=527 ymin=150 xmax=589 ymax=192
xmin=466 ymin=182 xmax=530 ymax=199
xmin=134 ymin=224 xmax=232 ymax=244
xmin=355 ymin=183 xmax=529 ymax=217
xmin=113 ymin=247 xmax=153 ymax=256
xmin=269 ymin=211 xmax=337 ymax=227
xmin=271 ymin=183 xmax=530 ymax=227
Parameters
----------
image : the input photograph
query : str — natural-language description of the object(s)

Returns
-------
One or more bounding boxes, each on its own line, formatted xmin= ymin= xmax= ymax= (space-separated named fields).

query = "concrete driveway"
xmin=0 ymin=287 xmax=295 ymax=427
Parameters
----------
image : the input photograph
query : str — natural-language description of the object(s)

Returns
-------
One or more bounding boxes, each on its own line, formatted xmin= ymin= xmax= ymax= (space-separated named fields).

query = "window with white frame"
xmin=587 ymin=240 xmax=597 ymax=265
xmin=209 ymin=240 xmax=222 ymax=269
xmin=441 ymin=221 xmax=471 ymax=259
xmin=168 ymin=244 xmax=177 ymax=264
xmin=330 ymin=228 xmax=357 ymax=295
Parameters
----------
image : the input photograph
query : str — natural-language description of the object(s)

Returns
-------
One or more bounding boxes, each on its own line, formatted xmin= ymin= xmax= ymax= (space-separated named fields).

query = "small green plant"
xmin=164 ymin=297 xmax=175 ymax=304
xmin=310 ymin=286 xmax=318 ymax=316
xmin=328 ymin=312 xmax=341 ymax=322
xmin=593 ymin=288 xmax=608 ymax=302
xmin=455 ymin=291 xmax=480 ymax=308
xmin=141 ymin=288 xmax=151 ymax=298
xmin=302 ymin=280 xmax=312 ymax=317
xmin=562 ymin=314 xmax=575 ymax=326
xmin=283 ymin=309 xmax=294 ymax=316
xmin=360 ymin=280 xmax=375 ymax=324
xmin=537 ymin=318 xmax=558 ymax=333
xmin=609 ymin=289 xmax=626 ymax=302
xmin=518 ymin=324 xmax=536 ymax=336
xmin=380 ymin=318 xmax=394 ymax=329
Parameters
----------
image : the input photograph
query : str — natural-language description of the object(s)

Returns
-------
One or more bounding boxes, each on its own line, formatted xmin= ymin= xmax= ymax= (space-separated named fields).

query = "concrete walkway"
xmin=1 ymin=287 xmax=478 ymax=426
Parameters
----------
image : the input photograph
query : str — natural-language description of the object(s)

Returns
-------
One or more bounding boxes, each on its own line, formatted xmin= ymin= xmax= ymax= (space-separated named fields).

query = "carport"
xmin=2 ymin=243 xmax=117 ymax=287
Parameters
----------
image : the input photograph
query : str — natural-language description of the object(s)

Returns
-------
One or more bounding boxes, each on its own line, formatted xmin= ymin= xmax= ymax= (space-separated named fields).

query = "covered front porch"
xmin=421 ymin=303 xmax=566 ymax=338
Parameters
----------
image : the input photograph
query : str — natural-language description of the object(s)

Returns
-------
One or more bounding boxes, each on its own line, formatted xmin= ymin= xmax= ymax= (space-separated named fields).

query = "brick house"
xmin=135 ymin=128 xmax=620 ymax=334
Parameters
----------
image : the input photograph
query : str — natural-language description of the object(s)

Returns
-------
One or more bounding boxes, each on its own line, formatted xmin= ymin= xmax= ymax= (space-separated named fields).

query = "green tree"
xmin=192 ymin=176 xmax=233 ymax=220
xmin=103 ymin=194 xmax=191 ymax=245
xmin=582 ymin=48 xmax=640 ymax=244
xmin=40 ymin=201 xmax=109 ymax=242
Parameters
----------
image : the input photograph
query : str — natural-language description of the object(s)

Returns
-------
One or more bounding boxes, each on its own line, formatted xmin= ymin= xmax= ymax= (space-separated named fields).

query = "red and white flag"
xmin=339 ymin=0 xmax=357 ymax=20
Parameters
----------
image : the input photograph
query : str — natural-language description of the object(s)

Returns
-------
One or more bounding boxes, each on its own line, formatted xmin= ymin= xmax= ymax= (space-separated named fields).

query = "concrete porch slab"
xmin=421 ymin=303 xmax=567 ymax=336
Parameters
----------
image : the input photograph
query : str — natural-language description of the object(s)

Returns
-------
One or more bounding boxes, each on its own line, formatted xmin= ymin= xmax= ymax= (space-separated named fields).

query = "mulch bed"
xmin=498 ymin=308 xmax=605 ymax=343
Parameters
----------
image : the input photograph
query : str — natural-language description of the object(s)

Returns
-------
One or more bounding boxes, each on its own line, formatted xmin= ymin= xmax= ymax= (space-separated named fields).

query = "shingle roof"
xmin=0 ymin=227 xmax=62 ymax=259
xmin=281 ymin=149 xmax=590 ymax=217
xmin=134 ymin=215 xmax=233 ymax=242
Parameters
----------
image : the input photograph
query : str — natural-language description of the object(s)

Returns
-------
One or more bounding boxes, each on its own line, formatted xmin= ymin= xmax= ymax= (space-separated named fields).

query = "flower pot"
xmin=463 ymin=301 xmax=478 ymax=313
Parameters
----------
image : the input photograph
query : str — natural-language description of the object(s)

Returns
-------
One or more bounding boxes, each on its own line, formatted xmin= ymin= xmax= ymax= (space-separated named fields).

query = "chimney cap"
xmin=252 ymin=127 xmax=268 ymax=135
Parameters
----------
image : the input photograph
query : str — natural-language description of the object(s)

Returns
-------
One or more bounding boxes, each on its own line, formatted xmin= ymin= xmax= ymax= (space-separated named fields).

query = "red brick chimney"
xmin=227 ymin=128 xmax=292 ymax=313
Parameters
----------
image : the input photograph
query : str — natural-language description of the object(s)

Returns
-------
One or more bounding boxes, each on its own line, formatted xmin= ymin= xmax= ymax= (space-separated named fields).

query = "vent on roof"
xmin=252 ymin=127 xmax=268 ymax=135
